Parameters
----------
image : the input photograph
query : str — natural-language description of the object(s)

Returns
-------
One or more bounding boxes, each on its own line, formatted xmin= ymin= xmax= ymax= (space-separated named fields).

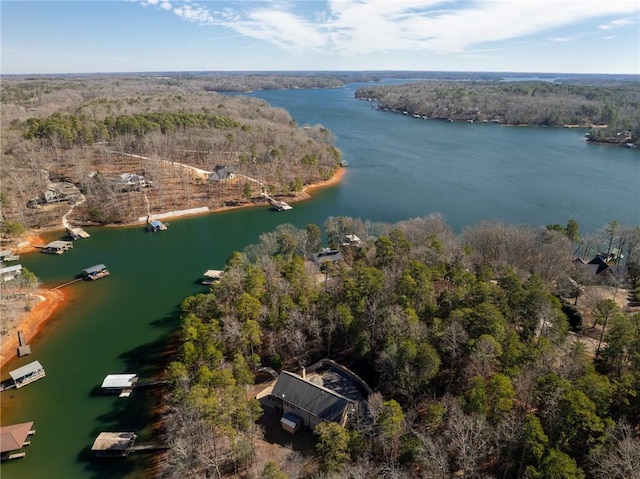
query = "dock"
xmin=265 ymin=195 xmax=293 ymax=211
xmin=6 ymin=360 xmax=46 ymax=389
xmin=90 ymin=432 xmax=167 ymax=457
xmin=17 ymin=331 xmax=31 ymax=357
xmin=81 ymin=264 xmax=109 ymax=281
xmin=91 ymin=432 xmax=137 ymax=457
xmin=148 ymin=220 xmax=168 ymax=232
xmin=0 ymin=421 xmax=36 ymax=462
xmin=101 ymin=374 xmax=138 ymax=398
xmin=40 ymin=240 xmax=73 ymax=255
xmin=202 ymin=269 xmax=224 ymax=285
xmin=67 ymin=227 xmax=90 ymax=240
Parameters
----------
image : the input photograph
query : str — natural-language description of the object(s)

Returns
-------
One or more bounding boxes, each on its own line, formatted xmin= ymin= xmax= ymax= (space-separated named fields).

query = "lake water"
xmin=1 ymin=82 xmax=638 ymax=479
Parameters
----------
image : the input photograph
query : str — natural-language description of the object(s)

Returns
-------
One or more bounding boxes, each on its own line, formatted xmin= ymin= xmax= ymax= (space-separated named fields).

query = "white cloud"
xmin=598 ymin=17 xmax=637 ymax=30
xmin=142 ymin=0 xmax=640 ymax=55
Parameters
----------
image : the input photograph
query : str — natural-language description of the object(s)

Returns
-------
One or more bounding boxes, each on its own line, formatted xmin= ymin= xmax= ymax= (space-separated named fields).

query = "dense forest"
xmin=355 ymin=81 xmax=640 ymax=146
xmin=0 ymin=76 xmax=341 ymax=231
xmin=160 ymin=215 xmax=640 ymax=479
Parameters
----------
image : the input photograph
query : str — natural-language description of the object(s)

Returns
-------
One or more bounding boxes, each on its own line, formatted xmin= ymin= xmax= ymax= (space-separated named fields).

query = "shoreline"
xmin=1 ymin=167 xmax=346 ymax=369
xmin=0 ymin=288 xmax=70 ymax=369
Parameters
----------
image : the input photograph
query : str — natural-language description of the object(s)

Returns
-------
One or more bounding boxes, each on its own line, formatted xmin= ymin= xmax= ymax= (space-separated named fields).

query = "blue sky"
xmin=1 ymin=0 xmax=639 ymax=75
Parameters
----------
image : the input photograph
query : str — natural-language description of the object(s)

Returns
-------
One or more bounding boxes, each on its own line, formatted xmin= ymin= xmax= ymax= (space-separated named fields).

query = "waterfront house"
xmin=270 ymin=370 xmax=352 ymax=430
xmin=0 ymin=421 xmax=36 ymax=461
xmin=115 ymin=173 xmax=151 ymax=191
xmin=8 ymin=360 xmax=46 ymax=388
xmin=27 ymin=182 xmax=81 ymax=208
xmin=312 ymin=248 xmax=343 ymax=266
xmin=208 ymin=165 xmax=236 ymax=182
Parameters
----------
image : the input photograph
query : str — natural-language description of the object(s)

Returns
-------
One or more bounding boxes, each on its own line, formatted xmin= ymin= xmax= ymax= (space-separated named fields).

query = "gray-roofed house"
xmin=270 ymin=370 xmax=352 ymax=430
xmin=209 ymin=165 xmax=236 ymax=182
xmin=312 ymin=248 xmax=343 ymax=266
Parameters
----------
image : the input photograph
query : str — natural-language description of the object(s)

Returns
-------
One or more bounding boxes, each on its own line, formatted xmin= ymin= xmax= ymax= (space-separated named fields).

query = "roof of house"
xmin=101 ymin=374 xmax=138 ymax=389
xmin=209 ymin=165 xmax=236 ymax=181
xmin=271 ymin=371 xmax=352 ymax=423
xmin=9 ymin=361 xmax=44 ymax=381
xmin=0 ymin=422 xmax=34 ymax=453
xmin=312 ymin=249 xmax=343 ymax=264
xmin=0 ymin=249 xmax=12 ymax=258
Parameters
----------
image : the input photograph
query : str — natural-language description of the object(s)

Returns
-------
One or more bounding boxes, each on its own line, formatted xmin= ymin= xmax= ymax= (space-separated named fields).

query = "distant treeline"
xmin=355 ymin=80 xmax=640 ymax=146
xmin=20 ymin=111 xmax=240 ymax=147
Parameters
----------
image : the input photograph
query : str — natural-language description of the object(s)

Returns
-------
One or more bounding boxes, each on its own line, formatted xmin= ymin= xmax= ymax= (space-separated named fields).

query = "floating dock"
xmin=67 ymin=227 xmax=90 ymax=240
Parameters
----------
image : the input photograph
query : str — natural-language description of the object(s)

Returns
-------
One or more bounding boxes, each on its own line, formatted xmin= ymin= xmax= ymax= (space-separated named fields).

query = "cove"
xmin=1 ymin=81 xmax=638 ymax=479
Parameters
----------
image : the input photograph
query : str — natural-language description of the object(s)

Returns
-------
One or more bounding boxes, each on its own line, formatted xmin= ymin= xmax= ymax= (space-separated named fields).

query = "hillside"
xmin=0 ymin=76 xmax=342 ymax=233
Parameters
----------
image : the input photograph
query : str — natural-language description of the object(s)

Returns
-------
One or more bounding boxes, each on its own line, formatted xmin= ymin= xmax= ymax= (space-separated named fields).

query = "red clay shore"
xmin=0 ymin=287 xmax=70 ymax=368
xmin=0 ymin=168 xmax=346 ymax=370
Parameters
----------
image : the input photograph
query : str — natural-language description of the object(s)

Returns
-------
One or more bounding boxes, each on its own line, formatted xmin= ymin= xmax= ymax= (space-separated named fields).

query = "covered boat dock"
xmin=41 ymin=240 xmax=73 ymax=254
xmin=101 ymin=374 xmax=138 ymax=397
xmin=8 ymin=360 xmax=46 ymax=389
xmin=91 ymin=432 xmax=137 ymax=457
xmin=0 ymin=421 xmax=36 ymax=461
xmin=82 ymin=264 xmax=109 ymax=280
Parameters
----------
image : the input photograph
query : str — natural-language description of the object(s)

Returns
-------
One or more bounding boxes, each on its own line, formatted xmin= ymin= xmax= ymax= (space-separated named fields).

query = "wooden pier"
xmin=17 ymin=330 xmax=31 ymax=357
xmin=52 ymin=278 xmax=82 ymax=290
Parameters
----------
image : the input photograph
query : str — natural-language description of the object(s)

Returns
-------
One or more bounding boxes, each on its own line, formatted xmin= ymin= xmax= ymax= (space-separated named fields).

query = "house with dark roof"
xmin=312 ymin=248 xmax=342 ymax=266
xmin=270 ymin=370 xmax=352 ymax=430
xmin=209 ymin=165 xmax=236 ymax=182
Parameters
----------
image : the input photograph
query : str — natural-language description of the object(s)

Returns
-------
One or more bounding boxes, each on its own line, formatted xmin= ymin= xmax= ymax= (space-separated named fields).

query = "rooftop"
xmin=0 ymin=422 xmax=34 ymax=453
xmin=9 ymin=361 xmax=44 ymax=381
xmin=101 ymin=374 xmax=138 ymax=389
